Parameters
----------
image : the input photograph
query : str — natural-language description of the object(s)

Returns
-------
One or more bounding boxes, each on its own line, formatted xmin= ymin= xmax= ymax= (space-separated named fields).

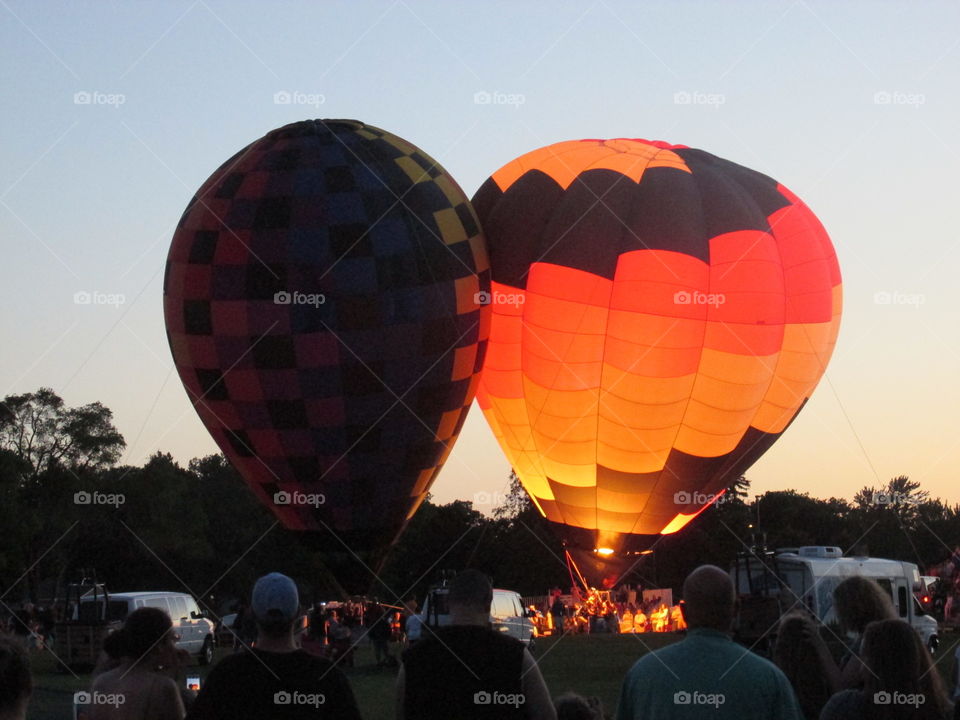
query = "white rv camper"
xmin=733 ymin=545 xmax=939 ymax=653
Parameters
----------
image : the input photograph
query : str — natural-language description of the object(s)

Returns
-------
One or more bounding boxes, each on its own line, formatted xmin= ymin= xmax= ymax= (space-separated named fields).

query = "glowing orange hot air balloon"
xmin=472 ymin=138 xmax=841 ymax=582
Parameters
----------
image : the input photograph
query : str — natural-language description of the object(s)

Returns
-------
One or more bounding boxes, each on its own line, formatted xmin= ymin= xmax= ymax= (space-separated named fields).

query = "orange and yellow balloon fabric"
xmin=472 ymin=138 xmax=841 ymax=555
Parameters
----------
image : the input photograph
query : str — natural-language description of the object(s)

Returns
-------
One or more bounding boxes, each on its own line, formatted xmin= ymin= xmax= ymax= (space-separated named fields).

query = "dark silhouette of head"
xmin=448 ymin=570 xmax=493 ymax=618
xmin=251 ymin=572 xmax=299 ymax=638
xmin=554 ymin=692 xmax=603 ymax=720
xmin=773 ymin=612 xmax=832 ymax=719
xmin=102 ymin=607 xmax=173 ymax=661
xmin=861 ymin=619 xmax=951 ymax=720
xmin=832 ymin=576 xmax=896 ymax=635
xmin=680 ymin=565 xmax=735 ymax=631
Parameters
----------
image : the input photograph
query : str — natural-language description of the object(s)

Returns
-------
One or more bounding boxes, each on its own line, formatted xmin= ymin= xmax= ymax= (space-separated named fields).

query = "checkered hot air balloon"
xmin=472 ymin=138 xmax=841 ymax=582
xmin=164 ymin=120 xmax=490 ymax=557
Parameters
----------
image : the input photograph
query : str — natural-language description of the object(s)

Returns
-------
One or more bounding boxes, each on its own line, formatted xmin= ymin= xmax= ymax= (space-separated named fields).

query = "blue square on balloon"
xmin=354 ymin=164 xmax=385 ymax=190
xmin=334 ymin=258 xmax=377 ymax=295
xmin=394 ymin=288 xmax=423 ymax=322
xmin=291 ymin=300 xmax=334 ymax=333
xmin=288 ymin=227 xmax=329 ymax=263
xmin=224 ymin=199 xmax=257 ymax=230
xmin=324 ymin=192 xmax=365 ymax=224
xmin=300 ymin=367 xmax=341 ymax=399
xmin=370 ymin=218 xmax=410 ymax=256
xmin=316 ymin=143 xmax=346 ymax=166
xmin=293 ymin=169 xmax=324 ymax=196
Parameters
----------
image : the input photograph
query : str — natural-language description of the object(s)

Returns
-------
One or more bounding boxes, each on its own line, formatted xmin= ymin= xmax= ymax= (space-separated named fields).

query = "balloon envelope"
xmin=164 ymin=120 xmax=490 ymax=555
xmin=472 ymin=138 xmax=841 ymax=567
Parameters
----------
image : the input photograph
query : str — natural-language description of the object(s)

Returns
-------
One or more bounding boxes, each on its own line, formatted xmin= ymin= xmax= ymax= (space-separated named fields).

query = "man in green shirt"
xmin=616 ymin=565 xmax=803 ymax=720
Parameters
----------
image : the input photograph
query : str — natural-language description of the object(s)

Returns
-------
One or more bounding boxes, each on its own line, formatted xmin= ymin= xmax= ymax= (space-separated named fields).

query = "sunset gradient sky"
xmin=2 ymin=1 xmax=958 ymax=512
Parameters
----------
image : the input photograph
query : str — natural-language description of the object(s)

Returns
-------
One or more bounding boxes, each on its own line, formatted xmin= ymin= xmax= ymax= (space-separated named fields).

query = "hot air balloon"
xmin=164 ymin=120 xmax=490 ymax=577
xmin=472 ymin=138 xmax=841 ymax=585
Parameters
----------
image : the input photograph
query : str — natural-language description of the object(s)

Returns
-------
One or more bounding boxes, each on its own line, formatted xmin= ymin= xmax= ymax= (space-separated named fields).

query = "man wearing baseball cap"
xmin=187 ymin=572 xmax=362 ymax=719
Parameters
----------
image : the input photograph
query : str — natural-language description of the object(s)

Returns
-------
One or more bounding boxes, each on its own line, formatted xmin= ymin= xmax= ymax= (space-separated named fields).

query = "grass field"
xmin=25 ymin=631 xmax=960 ymax=719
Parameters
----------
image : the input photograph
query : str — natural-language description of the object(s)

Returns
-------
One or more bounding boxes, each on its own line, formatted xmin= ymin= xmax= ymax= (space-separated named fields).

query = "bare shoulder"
xmin=148 ymin=673 xmax=185 ymax=719
xmin=90 ymin=666 xmax=122 ymax=692
xmin=150 ymin=672 xmax=181 ymax=698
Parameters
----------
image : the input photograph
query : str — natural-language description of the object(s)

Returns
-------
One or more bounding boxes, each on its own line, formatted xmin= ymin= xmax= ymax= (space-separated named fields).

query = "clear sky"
xmin=2 ymin=1 xmax=958 ymax=511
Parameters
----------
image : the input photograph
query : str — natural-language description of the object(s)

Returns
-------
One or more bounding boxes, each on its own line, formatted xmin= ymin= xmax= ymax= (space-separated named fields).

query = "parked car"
xmin=407 ymin=585 xmax=536 ymax=647
xmin=77 ymin=591 xmax=216 ymax=664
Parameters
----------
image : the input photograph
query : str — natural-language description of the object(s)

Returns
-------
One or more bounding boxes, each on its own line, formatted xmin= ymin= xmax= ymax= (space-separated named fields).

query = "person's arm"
xmin=151 ymin=677 xmax=186 ymax=720
xmin=806 ymin=624 xmax=840 ymax=693
xmin=520 ymin=648 xmax=556 ymax=720
xmin=87 ymin=675 xmax=110 ymax=720
xmin=396 ymin=664 xmax=406 ymax=720
xmin=838 ymin=652 xmax=867 ymax=690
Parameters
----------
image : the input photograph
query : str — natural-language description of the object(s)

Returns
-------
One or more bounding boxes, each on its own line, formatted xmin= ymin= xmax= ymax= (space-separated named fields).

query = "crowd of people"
xmin=0 ymin=603 xmax=59 ymax=652
xmin=545 ymin=588 xmax=686 ymax=636
xmin=227 ymin=595 xmax=408 ymax=669
xmin=930 ymin=549 xmax=960 ymax=626
xmin=1 ymin=567 xmax=959 ymax=718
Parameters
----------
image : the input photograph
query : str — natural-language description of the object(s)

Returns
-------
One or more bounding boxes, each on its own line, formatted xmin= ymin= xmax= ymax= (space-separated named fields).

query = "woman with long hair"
xmin=773 ymin=612 xmax=837 ymax=720
xmin=88 ymin=607 xmax=185 ymax=719
xmin=832 ymin=576 xmax=897 ymax=688
xmin=820 ymin=619 xmax=953 ymax=719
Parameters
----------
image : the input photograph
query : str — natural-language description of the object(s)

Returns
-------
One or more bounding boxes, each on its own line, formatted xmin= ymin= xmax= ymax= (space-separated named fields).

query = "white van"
xmin=407 ymin=586 xmax=536 ymax=647
xmin=78 ymin=591 xmax=216 ymax=664
xmin=734 ymin=546 xmax=939 ymax=653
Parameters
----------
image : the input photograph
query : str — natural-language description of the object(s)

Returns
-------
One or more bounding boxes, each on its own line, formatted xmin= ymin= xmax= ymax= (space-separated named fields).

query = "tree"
xmin=492 ymin=471 xmax=531 ymax=520
xmin=0 ymin=388 xmax=124 ymax=478
xmin=850 ymin=476 xmax=931 ymax=562
xmin=0 ymin=388 xmax=125 ymax=601
xmin=378 ymin=498 xmax=488 ymax=602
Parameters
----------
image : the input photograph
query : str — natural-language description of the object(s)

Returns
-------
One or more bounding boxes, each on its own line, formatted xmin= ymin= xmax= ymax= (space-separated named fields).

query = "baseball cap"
xmin=251 ymin=572 xmax=299 ymax=622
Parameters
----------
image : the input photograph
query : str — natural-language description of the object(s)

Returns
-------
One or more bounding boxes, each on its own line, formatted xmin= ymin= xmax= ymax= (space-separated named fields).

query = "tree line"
xmin=1 ymin=388 xmax=958 ymax=618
